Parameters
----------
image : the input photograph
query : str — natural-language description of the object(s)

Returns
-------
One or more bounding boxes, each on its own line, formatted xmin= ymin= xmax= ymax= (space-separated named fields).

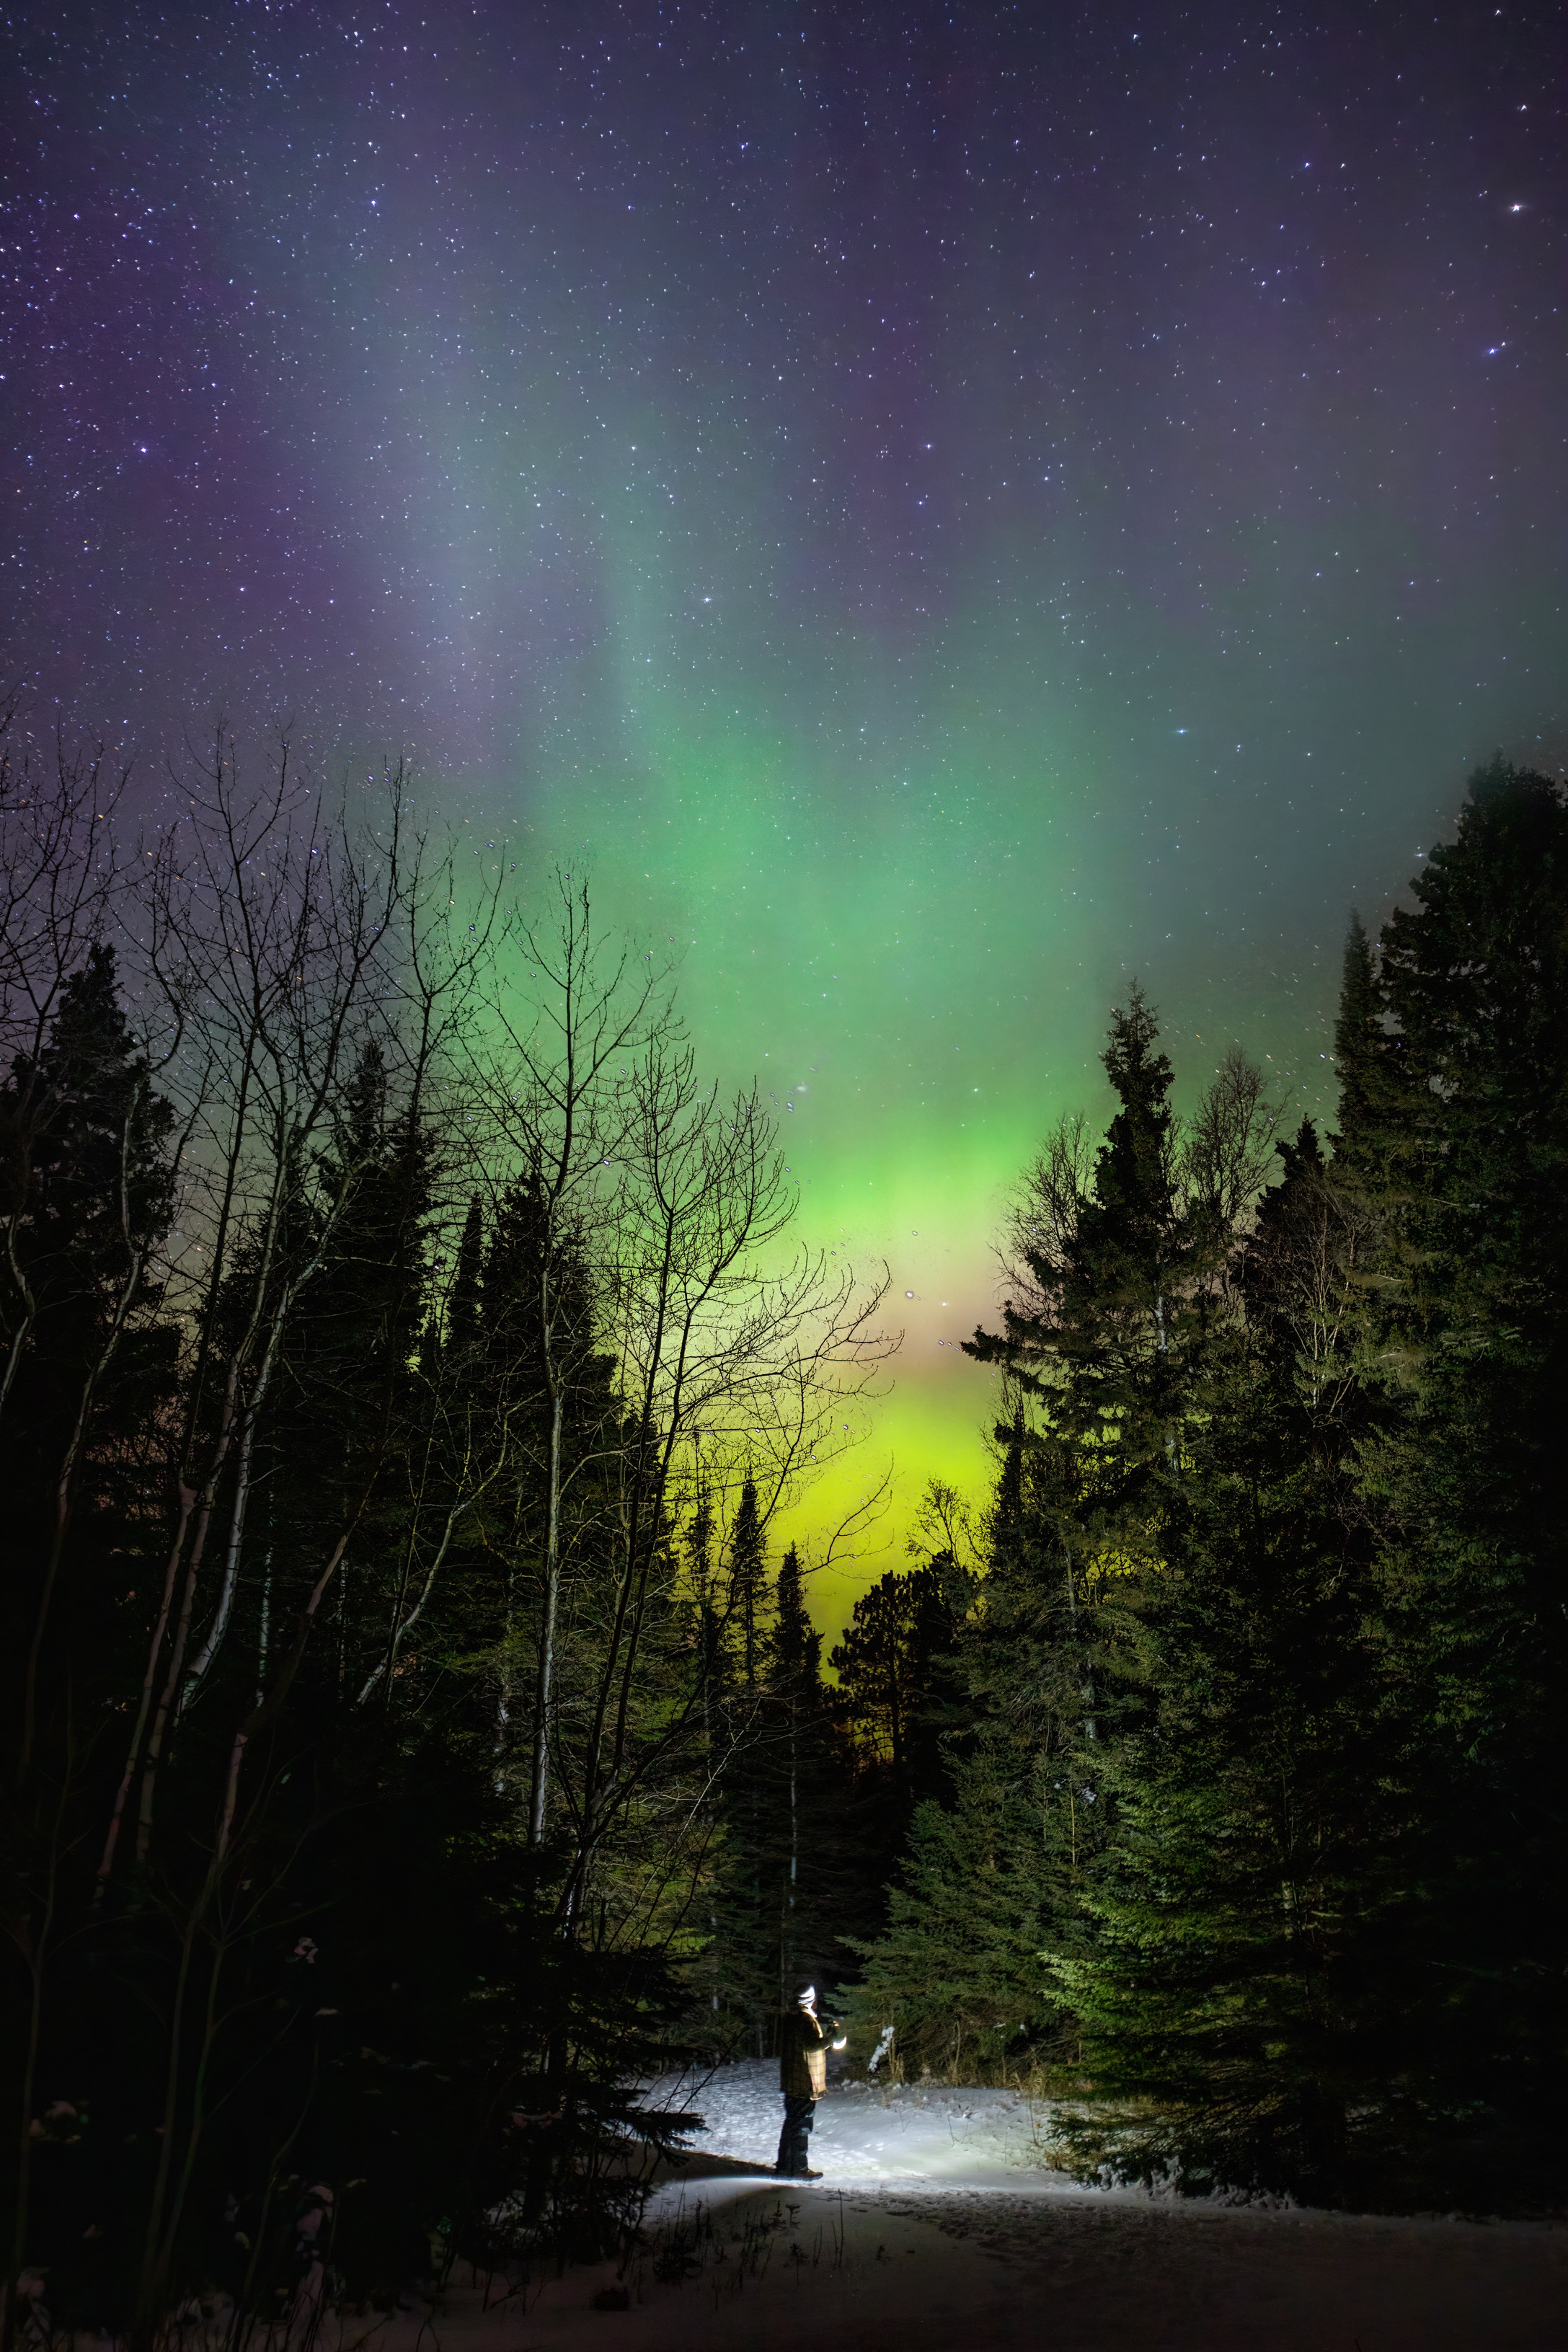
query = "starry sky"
xmin=6 ymin=1 xmax=1567 ymax=1618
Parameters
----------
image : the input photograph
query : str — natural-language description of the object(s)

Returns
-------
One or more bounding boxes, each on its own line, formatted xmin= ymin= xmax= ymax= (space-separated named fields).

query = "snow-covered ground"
xmin=267 ymin=2064 xmax=1568 ymax=2350
xmin=642 ymin=2056 xmax=1045 ymax=2187
xmin=560 ymin=2059 xmax=1567 ymax=2348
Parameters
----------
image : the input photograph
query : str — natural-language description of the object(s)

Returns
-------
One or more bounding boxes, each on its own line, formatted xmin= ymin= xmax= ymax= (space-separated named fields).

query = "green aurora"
xmin=9 ymin=5 xmax=1566 ymax=1637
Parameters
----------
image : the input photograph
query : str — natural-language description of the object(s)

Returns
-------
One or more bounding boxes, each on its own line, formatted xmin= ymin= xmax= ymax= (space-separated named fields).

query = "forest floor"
xmin=348 ymin=2062 xmax=1568 ymax=2351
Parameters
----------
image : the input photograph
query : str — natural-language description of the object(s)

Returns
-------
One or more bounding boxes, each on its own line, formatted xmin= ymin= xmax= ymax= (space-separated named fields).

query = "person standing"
xmin=775 ymin=1981 xmax=846 ymax=2179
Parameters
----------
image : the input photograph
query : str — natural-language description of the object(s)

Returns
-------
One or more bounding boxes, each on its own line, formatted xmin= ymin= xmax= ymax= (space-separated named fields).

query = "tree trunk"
xmin=528 ymin=1384 xmax=565 ymax=1849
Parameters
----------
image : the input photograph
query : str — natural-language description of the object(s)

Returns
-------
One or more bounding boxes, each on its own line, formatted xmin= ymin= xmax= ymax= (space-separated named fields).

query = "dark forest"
xmin=4 ymin=719 xmax=1565 ymax=2336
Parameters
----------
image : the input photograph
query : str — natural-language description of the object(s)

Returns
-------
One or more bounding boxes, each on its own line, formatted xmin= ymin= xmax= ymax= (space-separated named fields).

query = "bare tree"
xmin=571 ymin=1033 xmax=890 ymax=1838
xmin=1183 ymin=1042 xmax=1289 ymax=1291
xmin=460 ymin=869 xmax=675 ymax=1848
xmin=997 ymin=1110 xmax=1098 ymax=1319
xmin=1246 ymin=1150 xmax=1378 ymax=1424
xmin=0 ymin=697 xmax=131 ymax=1425
xmin=97 ymin=730 xmax=428 ymax=1881
xmin=454 ymin=875 xmax=892 ymax=1922
xmin=904 ymin=1475 xmax=980 ymax=1576
xmin=998 ymin=1047 xmax=1285 ymax=1338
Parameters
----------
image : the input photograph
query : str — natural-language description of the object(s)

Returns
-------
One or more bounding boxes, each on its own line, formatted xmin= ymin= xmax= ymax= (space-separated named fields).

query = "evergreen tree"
xmin=1 ymin=938 xmax=177 ymax=1777
xmin=851 ymin=998 xmax=1283 ymax=2094
xmin=1050 ymin=1125 xmax=1401 ymax=2201
xmin=769 ymin=1544 xmax=819 ymax=1994
xmin=1350 ymin=759 xmax=1568 ymax=2188
xmin=1327 ymin=913 xmax=1388 ymax=1187
xmin=846 ymin=780 xmax=1568 ymax=2207
xmin=0 ymin=939 xmax=177 ymax=1488
xmin=763 ymin=1545 xmax=844 ymax=2007
xmin=726 ymin=1476 xmax=767 ymax=1695
xmin=448 ymin=1190 xmax=485 ymax=1353
xmin=844 ymin=1746 xmax=1060 ymax=2084
xmin=705 ymin=1518 xmax=859 ymax=2048
xmin=704 ymin=1480 xmax=776 ymax=2048
xmin=968 ymin=987 xmax=1199 ymax=1495
xmin=830 ymin=1561 xmax=966 ymax=1813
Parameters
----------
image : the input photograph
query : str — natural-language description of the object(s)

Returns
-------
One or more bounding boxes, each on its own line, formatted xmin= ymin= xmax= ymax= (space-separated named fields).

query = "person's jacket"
xmin=778 ymin=2004 xmax=835 ymax=2098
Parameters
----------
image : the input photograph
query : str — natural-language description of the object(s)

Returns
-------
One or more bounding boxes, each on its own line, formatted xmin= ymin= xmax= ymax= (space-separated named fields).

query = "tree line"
xmin=0 ymin=710 xmax=892 ymax=2338
xmin=848 ymin=756 xmax=1568 ymax=2212
xmin=4 ymin=733 xmax=1562 ymax=2343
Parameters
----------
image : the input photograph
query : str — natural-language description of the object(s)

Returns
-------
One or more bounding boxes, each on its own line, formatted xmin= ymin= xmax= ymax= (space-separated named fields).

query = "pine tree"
xmin=1350 ymin=759 xmax=1568 ymax=2190
xmin=769 ymin=1544 xmax=818 ymax=1993
xmin=704 ymin=1516 xmax=864 ymax=2047
xmin=851 ymin=999 xmax=1283 ymax=2095
xmin=846 ymin=1750 xmax=1059 ymax=2084
xmin=839 ymin=1424 xmax=1104 ymax=2079
xmin=1327 ymin=913 xmax=1387 ymax=1185
xmin=1050 ymin=1125 xmax=1400 ymax=2202
xmin=705 ymin=1480 xmax=776 ymax=2047
xmin=969 ymin=987 xmax=1197 ymax=1495
xmin=726 ymin=1477 xmax=767 ymax=1695
xmin=829 ymin=1562 xmax=965 ymax=1812
xmin=1 ymin=940 xmax=177 ymax=1772
xmin=448 ymin=1190 xmax=484 ymax=1353
xmin=764 ymin=1545 xmax=846 ymax=2007
xmin=957 ymin=993 xmax=1215 ymax=1981
xmin=0 ymin=939 xmax=177 ymax=1462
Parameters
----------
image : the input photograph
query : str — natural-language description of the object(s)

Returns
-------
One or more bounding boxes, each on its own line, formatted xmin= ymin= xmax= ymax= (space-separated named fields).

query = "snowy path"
xmin=530 ymin=2059 xmax=1567 ymax=2350
xmin=645 ymin=2056 xmax=1045 ymax=2186
xmin=345 ymin=2188 xmax=1568 ymax=2352
xmin=292 ymin=2064 xmax=1568 ymax=2350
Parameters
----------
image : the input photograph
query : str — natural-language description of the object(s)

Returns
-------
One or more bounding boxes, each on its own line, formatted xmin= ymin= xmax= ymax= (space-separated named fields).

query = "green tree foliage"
xmin=1052 ymin=1125 xmax=1403 ymax=2202
xmin=842 ymin=1429 xmax=1114 ymax=2080
xmin=845 ymin=1752 xmax=1059 ymax=2084
xmin=821 ymin=1555 xmax=974 ymax=2046
xmin=1346 ymin=760 xmax=1568 ymax=2189
xmin=852 ymin=996 xmax=1276 ymax=2084
xmin=703 ymin=1480 xmax=776 ymax=2048
xmin=854 ymin=761 xmax=1568 ymax=2206
xmin=967 ymin=989 xmax=1200 ymax=1493
xmin=726 ymin=1477 xmax=769 ymax=1697
xmin=830 ymin=1560 xmax=967 ymax=1808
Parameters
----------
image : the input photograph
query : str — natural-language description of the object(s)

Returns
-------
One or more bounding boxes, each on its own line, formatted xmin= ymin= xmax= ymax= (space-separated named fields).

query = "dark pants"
xmin=776 ymin=2091 xmax=816 ymax=2176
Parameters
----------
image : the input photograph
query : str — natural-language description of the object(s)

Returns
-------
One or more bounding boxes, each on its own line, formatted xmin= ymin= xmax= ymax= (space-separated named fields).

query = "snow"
xmin=247 ymin=2063 xmax=1568 ymax=2350
xmin=309 ymin=2188 xmax=1568 ymax=2352
xmin=641 ymin=2056 xmax=1045 ymax=2187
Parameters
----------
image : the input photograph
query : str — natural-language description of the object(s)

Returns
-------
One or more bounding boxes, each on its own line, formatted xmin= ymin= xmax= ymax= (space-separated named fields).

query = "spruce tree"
xmin=765 ymin=1545 xmax=841 ymax=2007
xmin=706 ymin=1479 xmax=776 ymax=2047
xmin=1050 ymin=1123 xmax=1400 ymax=2201
xmin=1 ymin=939 xmax=177 ymax=1775
xmin=1352 ymin=759 xmax=1568 ymax=2188
xmin=727 ymin=1476 xmax=767 ymax=1695
xmin=1327 ymin=913 xmax=1388 ymax=1187
xmin=851 ymin=998 xmax=1283 ymax=2093
xmin=846 ymin=1752 xmax=1059 ymax=2084
xmin=968 ymin=986 xmax=1197 ymax=1493
xmin=829 ymin=1561 xmax=967 ymax=1814
xmin=448 ymin=1190 xmax=485 ymax=1354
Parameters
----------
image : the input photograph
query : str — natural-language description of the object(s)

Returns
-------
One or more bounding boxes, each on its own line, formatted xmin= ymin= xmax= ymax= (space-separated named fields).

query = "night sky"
xmin=6 ymin=2 xmax=1566 ymax=1604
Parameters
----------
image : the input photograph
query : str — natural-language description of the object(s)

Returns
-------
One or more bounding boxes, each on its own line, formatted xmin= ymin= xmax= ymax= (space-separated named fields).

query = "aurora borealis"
xmin=6 ymin=2 xmax=1566 ymax=1614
